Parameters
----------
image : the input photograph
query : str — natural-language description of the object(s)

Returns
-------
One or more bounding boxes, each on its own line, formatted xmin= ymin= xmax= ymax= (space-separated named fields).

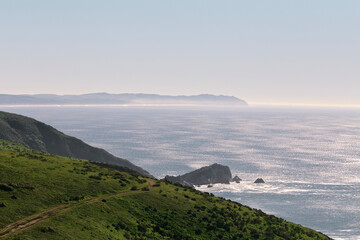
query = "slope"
xmin=0 ymin=141 xmax=331 ymax=240
xmin=0 ymin=111 xmax=151 ymax=177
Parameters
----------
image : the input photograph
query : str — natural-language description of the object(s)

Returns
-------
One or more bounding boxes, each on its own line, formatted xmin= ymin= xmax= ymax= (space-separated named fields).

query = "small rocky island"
xmin=165 ymin=163 xmax=232 ymax=187
xmin=165 ymin=163 xmax=265 ymax=187
xmin=254 ymin=178 xmax=265 ymax=183
xmin=231 ymin=175 xmax=242 ymax=183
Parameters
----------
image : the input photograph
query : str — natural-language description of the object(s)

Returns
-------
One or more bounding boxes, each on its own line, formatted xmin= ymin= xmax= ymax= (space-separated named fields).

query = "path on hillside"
xmin=0 ymin=179 xmax=155 ymax=238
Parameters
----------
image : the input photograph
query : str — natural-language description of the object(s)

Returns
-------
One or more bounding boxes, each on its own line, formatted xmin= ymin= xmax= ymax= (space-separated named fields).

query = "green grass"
xmin=0 ymin=140 xmax=145 ymax=230
xmin=0 ymin=140 xmax=332 ymax=240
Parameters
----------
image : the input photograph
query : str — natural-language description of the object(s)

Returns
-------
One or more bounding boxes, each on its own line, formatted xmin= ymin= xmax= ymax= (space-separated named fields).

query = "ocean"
xmin=1 ymin=105 xmax=359 ymax=239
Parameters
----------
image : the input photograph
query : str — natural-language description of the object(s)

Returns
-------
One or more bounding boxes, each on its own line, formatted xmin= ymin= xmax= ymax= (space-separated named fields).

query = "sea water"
xmin=1 ymin=106 xmax=360 ymax=239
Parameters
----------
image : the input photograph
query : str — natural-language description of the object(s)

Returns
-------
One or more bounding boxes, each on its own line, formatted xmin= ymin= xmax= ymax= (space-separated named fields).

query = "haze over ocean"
xmin=1 ymin=105 xmax=359 ymax=239
xmin=2 ymin=1 xmax=360 ymax=106
xmin=2 ymin=1 xmax=360 ymax=239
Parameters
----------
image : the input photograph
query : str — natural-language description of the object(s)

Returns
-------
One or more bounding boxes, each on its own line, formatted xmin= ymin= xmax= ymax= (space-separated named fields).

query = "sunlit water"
xmin=1 ymin=106 xmax=360 ymax=239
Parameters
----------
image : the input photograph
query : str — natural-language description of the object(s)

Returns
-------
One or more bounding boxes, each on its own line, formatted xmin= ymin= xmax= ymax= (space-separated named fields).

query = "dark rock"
xmin=231 ymin=175 xmax=242 ymax=183
xmin=207 ymin=184 xmax=213 ymax=188
xmin=254 ymin=178 xmax=265 ymax=183
xmin=164 ymin=175 xmax=193 ymax=187
xmin=0 ymin=111 xmax=152 ymax=178
xmin=165 ymin=163 xmax=232 ymax=186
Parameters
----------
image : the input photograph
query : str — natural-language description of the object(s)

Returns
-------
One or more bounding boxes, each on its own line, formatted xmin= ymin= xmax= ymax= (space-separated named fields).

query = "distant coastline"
xmin=0 ymin=93 xmax=247 ymax=107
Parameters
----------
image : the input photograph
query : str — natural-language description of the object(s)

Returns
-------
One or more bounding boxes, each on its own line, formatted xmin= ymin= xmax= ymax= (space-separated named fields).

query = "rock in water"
xmin=231 ymin=175 xmax=242 ymax=183
xmin=165 ymin=163 xmax=232 ymax=186
xmin=164 ymin=175 xmax=194 ymax=187
xmin=254 ymin=178 xmax=265 ymax=183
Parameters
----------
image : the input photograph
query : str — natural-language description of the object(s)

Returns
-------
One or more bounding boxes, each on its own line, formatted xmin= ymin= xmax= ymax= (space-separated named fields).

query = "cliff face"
xmin=0 ymin=111 xmax=152 ymax=177
xmin=165 ymin=163 xmax=232 ymax=186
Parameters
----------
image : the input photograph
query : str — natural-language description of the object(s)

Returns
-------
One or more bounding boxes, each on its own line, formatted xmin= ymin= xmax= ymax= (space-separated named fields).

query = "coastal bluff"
xmin=0 ymin=111 xmax=152 ymax=177
xmin=165 ymin=163 xmax=232 ymax=187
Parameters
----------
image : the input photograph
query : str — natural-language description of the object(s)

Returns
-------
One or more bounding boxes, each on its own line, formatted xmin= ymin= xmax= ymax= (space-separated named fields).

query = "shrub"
xmin=114 ymin=221 xmax=127 ymax=230
xmin=137 ymin=224 xmax=147 ymax=232
xmin=39 ymin=227 xmax=56 ymax=233
xmin=89 ymin=175 xmax=102 ymax=180
xmin=0 ymin=183 xmax=13 ymax=192
xmin=137 ymin=178 xmax=147 ymax=183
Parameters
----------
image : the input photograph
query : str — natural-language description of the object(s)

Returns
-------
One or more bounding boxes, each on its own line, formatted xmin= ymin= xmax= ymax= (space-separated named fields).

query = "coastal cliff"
xmin=165 ymin=163 xmax=232 ymax=186
xmin=0 ymin=111 xmax=152 ymax=177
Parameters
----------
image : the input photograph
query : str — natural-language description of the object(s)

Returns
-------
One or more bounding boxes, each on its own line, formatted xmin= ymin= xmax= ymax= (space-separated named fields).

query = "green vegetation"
xmin=0 ymin=111 xmax=152 ymax=177
xmin=0 ymin=140 xmax=332 ymax=239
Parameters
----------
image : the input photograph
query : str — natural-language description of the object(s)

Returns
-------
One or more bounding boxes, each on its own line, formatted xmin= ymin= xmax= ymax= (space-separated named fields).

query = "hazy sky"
xmin=1 ymin=1 xmax=359 ymax=105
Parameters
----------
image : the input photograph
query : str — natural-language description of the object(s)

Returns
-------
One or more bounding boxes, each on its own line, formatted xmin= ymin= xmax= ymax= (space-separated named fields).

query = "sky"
xmin=1 ymin=1 xmax=360 ymax=106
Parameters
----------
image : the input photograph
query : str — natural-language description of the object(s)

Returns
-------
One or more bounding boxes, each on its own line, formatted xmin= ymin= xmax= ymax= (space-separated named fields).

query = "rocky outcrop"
xmin=165 ymin=163 xmax=232 ymax=187
xmin=163 ymin=175 xmax=194 ymax=187
xmin=0 ymin=111 xmax=152 ymax=177
xmin=254 ymin=178 xmax=265 ymax=183
xmin=231 ymin=175 xmax=242 ymax=183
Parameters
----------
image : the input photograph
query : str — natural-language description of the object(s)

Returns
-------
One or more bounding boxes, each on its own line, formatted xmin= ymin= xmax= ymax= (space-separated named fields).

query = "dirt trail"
xmin=0 ymin=179 xmax=156 ymax=238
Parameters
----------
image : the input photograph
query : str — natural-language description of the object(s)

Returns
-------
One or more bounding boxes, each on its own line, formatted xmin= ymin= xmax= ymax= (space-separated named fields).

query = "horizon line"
xmin=0 ymin=103 xmax=360 ymax=109
xmin=249 ymin=102 xmax=360 ymax=108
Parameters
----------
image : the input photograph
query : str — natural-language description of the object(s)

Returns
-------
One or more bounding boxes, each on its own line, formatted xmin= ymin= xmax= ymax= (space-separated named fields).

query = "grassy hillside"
xmin=0 ymin=111 xmax=151 ymax=177
xmin=0 ymin=140 xmax=331 ymax=240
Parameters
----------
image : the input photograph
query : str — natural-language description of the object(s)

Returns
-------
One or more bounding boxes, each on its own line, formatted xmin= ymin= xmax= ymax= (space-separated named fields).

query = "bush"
xmin=67 ymin=196 xmax=84 ymax=202
xmin=114 ymin=221 xmax=127 ymax=230
xmin=39 ymin=227 xmax=56 ymax=233
xmin=137 ymin=224 xmax=147 ymax=232
xmin=89 ymin=175 xmax=102 ymax=180
xmin=124 ymin=232 xmax=131 ymax=239
xmin=0 ymin=183 xmax=13 ymax=192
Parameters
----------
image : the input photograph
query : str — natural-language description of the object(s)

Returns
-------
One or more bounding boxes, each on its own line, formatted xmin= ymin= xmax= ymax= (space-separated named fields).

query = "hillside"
xmin=0 ymin=141 xmax=331 ymax=240
xmin=0 ymin=111 xmax=151 ymax=177
xmin=0 ymin=93 xmax=248 ymax=106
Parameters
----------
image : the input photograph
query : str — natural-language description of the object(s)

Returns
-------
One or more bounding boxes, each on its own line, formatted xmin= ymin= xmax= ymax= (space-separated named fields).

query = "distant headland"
xmin=0 ymin=93 xmax=247 ymax=107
